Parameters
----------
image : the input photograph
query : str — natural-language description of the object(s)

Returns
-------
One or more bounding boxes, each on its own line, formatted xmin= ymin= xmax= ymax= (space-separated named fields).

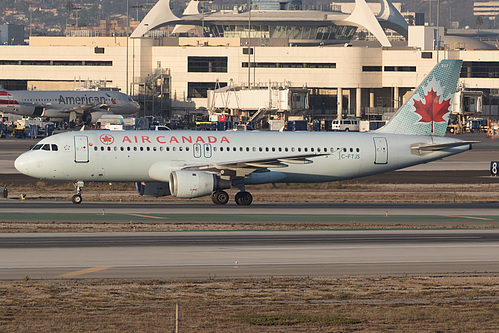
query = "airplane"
xmin=15 ymin=59 xmax=476 ymax=205
xmin=0 ymin=88 xmax=140 ymax=124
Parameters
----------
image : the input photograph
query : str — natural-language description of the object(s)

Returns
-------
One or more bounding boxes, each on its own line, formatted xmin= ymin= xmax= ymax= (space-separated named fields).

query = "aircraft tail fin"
xmin=377 ymin=59 xmax=463 ymax=136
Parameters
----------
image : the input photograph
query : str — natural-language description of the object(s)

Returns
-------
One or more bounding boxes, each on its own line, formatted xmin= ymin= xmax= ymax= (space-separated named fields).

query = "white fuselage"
xmin=15 ymin=130 xmax=471 ymax=184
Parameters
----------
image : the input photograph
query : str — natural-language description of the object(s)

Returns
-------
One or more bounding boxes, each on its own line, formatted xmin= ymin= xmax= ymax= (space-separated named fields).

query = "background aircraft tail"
xmin=377 ymin=59 xmax=463 ymax=136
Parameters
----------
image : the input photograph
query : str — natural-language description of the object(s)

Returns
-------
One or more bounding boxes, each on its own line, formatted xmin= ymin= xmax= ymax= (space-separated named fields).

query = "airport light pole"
xmin=248 ymin=0 xmax=251 ymax=89
xmin=126 ymin=0 xmax=129 ymax=95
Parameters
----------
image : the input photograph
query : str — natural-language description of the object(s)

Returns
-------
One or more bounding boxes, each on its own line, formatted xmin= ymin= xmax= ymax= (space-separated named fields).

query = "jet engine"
xmin=169 ymin=170 xmax=231 ymax=199
xmin=82 ymin=110 xmax=114 ymax=124
xmin=135 ymin=182 xmax=171 ymax=197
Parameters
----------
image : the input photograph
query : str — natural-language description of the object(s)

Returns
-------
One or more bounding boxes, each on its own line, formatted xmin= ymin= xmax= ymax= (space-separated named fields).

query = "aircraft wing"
xmin=182 ymin=153 xmax=329 ymax=178
xmin=47 ymin=103 xmax=101 ymax=114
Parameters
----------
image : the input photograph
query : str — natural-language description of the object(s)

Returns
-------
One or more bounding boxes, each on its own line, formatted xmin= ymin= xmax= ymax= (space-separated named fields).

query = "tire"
xmin=235 ymin=191 xmax=253 ymax=206
xmin=212 ymin=191 xmax=229 ymax=205
xmin=72 ymin=194 xmax=82 ymax=204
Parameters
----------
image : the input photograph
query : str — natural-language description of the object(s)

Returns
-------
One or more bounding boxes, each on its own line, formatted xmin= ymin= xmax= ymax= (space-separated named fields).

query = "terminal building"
xmin=0 ymin=0 xmax=499 ymax=123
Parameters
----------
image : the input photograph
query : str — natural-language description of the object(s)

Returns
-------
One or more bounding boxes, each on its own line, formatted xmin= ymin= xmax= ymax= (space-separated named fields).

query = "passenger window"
xmin=298 ymin=148 xmax=301 ymax=152
xmin=121 ymin=147 xmax=124 ymax=151
xmin=147 ymin=147 xmax=150 ymax=151
xmin=291 ymin=147 xmax=295 ymax=152
xmin=343 ymin=148 xmax=347 ymax=152
xmin=265 ymin=147 xmax=269 ymax=152
xmin=272 ymin=147 xmax=276 ymax=152
xmin=259 ymin=147 xmax=262 ymax=152
xmin=278 ymin=147 xmax=282 ymax=152
xmin=317 ymin=148 xmax=321 ymax=152
xmin=153 ymin=147 xmax=157 ymax=151
xmin=186 ymin=146 xmax=190 ymax=151
xmin=51 ymin=144 xmax=58 ymax=151
xmin=101 ymin=147 xmax=105 ymax=151
xmin=107 ymin=147 xmax=111 ymax=151
xmin=311 ymin=148 xmax=314 ymax=152
xmin=350 ymin=148 xmax=353 ymax=152
xmin=356 ymin=148 xmax=360 ymax=152
xmin=233 ymin=147 xmax=236 ymax=152
xmin=94 ymin=147 xmax=98 ymax=151
xmin=304 ymin=148 xmax=308 ymax=152
xmin=246 ymin=147 xmax=250 ymax=152
xmin=285 ymin=147 xmax=288 ymax=152
xmin=134 ymin=147 xmax=137 ymax=151
xmin=127 ymin=147 xmax=131 ymax=151
xmin=179 ymin=147 xmax=183 ymax=152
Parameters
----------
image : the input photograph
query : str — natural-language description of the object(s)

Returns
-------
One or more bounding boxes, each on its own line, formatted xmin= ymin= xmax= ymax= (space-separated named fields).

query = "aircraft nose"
xmin=15 ymin=153 xmax=30 ymax=175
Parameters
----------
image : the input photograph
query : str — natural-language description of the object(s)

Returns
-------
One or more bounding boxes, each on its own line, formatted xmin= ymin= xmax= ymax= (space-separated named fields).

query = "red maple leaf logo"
xmin=414 ymin=88 xmax=451 ymax=134
xmin=100 ymin=134 xmax=114 ymax=145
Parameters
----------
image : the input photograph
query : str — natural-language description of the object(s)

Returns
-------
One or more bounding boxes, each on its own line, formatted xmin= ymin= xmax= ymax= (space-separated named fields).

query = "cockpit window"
xmin=32 ymin=143 xmax=58 ymax=151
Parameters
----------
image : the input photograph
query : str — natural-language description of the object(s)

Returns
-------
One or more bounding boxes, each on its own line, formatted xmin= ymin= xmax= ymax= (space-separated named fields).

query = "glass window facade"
xmin=363 ymin=66 xmax=382 ymax=72
xmin=384 ymin=66 xmax=416 ymax=72
xmin=188 ymin=56 xmax=228 ymax=73
xmin=242 ymin=62 xmax=335 ymax=68
xmin=188 ymin=82 xmax=227 ymax=98
xmin=461 ymin=61 xmax=499 ymax=78
xmin=0 ymin=60 xmax=112 ymax=66
xmin=202 ymin=24 xmax=356 ymax=44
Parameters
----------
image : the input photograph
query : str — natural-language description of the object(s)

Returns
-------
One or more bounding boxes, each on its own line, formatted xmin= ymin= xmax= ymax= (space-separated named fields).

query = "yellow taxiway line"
xmin=442 ymin=215 xmax=494 ymax=221
xmin=58 ymin=266 xmax=113 ymax=278
xmin=125 ymin=213 xmax=166 ymax=220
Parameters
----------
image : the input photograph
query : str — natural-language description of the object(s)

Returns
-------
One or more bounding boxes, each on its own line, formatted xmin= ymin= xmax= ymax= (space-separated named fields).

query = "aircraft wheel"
xmin=72 ymin=194 xmax=82 ymax=204
xmin=235 ymin=191 xmax=253 ymax=206
xmin=212 ymin=191 xmax=229 ymax=205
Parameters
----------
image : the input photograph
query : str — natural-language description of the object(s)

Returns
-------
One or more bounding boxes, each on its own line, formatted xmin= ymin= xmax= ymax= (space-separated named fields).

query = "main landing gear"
xmin=72 ymin=181 xmax=84 ymax=204
xmin=211 ymin=190 xmax=253 ymax=206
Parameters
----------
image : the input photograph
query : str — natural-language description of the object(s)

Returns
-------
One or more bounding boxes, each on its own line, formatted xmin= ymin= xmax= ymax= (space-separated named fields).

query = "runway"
xmin=0 ymin=230 xmax=498 ymax=280
xmin=1 ymin=201 xmax=499 ymax=226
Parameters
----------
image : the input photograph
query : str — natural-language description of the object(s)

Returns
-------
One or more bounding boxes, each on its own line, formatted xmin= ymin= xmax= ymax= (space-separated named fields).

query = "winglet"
xmin=377 ymin=60 xmax=463 ymax=136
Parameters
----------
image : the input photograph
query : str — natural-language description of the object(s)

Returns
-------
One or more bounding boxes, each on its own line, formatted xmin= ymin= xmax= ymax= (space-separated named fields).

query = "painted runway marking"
xmin=442 ymin=215 xmax=494 ymax=221
xmin=58 ymin=266 xmax=113 ymax=278
xmin=125 ymin=213 xmax=166 ymax=220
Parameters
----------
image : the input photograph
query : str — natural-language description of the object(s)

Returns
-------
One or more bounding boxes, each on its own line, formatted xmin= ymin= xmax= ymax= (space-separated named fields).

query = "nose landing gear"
xmin=72 ymin=181 xmax=84 ymax=204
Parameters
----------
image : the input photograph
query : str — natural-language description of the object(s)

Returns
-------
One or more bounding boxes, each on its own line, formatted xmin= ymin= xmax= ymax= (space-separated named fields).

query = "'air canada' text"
xmin=122 ymin=135 xmax=230 ymax=144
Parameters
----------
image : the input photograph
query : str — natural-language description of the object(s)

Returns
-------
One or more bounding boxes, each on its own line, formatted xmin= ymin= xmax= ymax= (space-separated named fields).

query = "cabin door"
xmin=74 ymin=135 xmax=89 ymax=163
xmin=373 ymin=137 xmax=388 ymax=164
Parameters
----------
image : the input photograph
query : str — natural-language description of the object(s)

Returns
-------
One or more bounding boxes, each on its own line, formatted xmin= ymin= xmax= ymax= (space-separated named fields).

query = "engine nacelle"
xmin=135 ymin=182 xmax=170 ymax=197
xmin=82 ymin=110 xmax=114 ymax=124
xmin=169 ymin=170 xmax=231 ymax=199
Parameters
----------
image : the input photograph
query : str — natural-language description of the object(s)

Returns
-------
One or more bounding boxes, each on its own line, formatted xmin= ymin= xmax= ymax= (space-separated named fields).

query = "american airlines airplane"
xmin=0 ymin=88 xmax=139 ymax=124
xmin=15 ymin=60 xmax=475 ymax=205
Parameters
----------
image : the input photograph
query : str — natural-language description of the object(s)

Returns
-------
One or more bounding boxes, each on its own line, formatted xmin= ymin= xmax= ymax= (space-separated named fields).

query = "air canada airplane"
xmin=15 ymin=60 xmax=475 ymax=205
xmin=0 ymin=88 xmax=139 ymax=124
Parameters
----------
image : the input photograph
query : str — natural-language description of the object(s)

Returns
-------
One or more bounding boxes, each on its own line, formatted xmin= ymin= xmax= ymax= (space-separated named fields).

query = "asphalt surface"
xmin=0 ymin=230 xmax=497 ymax=280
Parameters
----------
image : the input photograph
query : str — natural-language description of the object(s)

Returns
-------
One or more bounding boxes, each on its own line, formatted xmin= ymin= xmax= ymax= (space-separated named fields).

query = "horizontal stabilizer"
xmin=411 ymin=141 xmax=478 ymax=155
